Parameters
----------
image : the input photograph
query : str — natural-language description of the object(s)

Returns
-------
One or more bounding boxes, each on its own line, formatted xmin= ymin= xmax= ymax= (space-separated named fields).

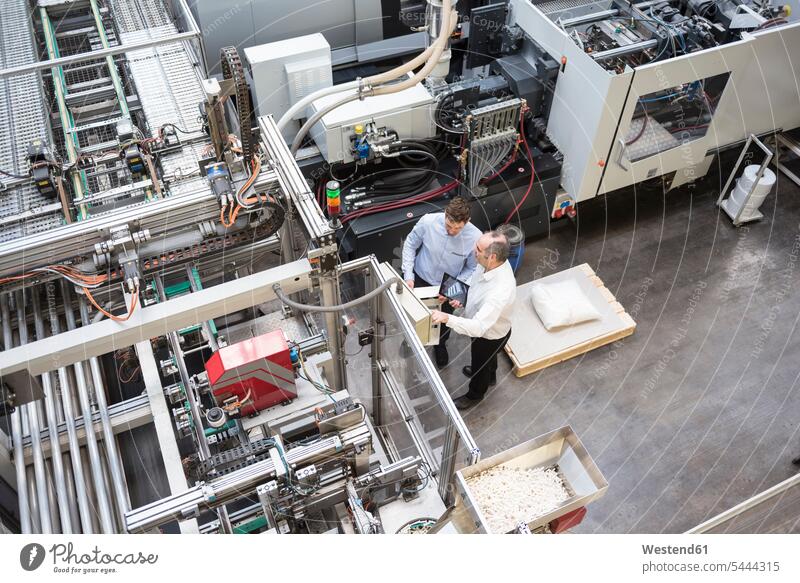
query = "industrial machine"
xmin=0 ymin=0 xmax=488 ymax=535
xmin=1 ymin=0 xmax=796 ymax=536
xmin=233 ymin=0 xmax=800 ymax=262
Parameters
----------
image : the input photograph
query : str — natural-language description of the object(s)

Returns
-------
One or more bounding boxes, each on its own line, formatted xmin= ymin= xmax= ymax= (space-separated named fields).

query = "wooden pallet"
xmin=505 ymin=264 xmax=636 ymax=377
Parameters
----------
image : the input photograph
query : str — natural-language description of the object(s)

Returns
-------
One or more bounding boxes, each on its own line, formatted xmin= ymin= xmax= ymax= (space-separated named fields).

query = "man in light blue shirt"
xmin=402 ymin=197 xmax=481 ymax=367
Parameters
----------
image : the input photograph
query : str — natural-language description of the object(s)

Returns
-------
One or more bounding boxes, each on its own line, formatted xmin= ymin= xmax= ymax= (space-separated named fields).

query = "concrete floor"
xmin=437 ymin=169 xmax=800 ymax=533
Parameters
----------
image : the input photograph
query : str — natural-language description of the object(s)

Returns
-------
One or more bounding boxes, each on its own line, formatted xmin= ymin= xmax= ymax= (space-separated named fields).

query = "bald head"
xmin=475 ymin=231 xmax=510 ymax=269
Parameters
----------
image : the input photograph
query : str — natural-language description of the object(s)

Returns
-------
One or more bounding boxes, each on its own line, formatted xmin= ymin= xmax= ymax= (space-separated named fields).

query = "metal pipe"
xmin=319 ymin=274 xmax=348 ymax=392
xmin=46 ymin=282 xmax=93 ymax=533
xmin=9 ymin=412 xmax=31 ymax=533
xmin=439 ymin=421 xmax=459 ymax=505
xmin=2 ymin=294 xmax=31 ymax=533
xmin=78 ymin=298 xmax=131 ymax=530
xmin=62 ymin=281 xmax=116 ymax=533
xmin=26 ymin=466 xmax=40 ymax=532
xmin=32 ymin=292 xmax=73 ymax=533
xmin=591 ymin=39 xmax=659 ymax=60
xmin=369 ymin=269 xmax=383 ymax=426
xmin=80 ymin=448 xmax=101 ymax=533
xmin=62 ymin=452 xmax=81 ymax=531
xmin=113 ymin=440 xmax=131 ymax=511
xmin=97 ymin=441 xmax=118 ymax=530
xmin=686 ymin=473 xmax=800 ymax=533
xmin=558 ymin=9 xmax=619 ymax=28
xmin=43 ymin=456 xmax=61 ymax=532
xmin=17 ymin=290 xmax=53 ymax=533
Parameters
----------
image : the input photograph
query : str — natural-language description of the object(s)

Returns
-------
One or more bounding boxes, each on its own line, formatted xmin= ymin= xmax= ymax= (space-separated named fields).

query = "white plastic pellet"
xmin=465 ymin=465 xmax=569 ymax=533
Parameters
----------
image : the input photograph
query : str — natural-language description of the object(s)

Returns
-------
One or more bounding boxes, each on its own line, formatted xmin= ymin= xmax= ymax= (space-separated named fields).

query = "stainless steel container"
xmin=454 ymin=425 xmax=608 ymax=533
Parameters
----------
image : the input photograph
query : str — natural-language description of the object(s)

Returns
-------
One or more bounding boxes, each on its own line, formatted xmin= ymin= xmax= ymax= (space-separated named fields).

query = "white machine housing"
xmin=245 ymin=33 xmax=333 ymax=141
xmin=508 ymin=0 xmax=800 ymax=202
xmin=309 ymin=81 xmax=436 ymax=164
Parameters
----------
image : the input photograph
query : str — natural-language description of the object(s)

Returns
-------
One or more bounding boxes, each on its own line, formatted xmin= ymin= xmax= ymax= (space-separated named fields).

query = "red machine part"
xmin=549 ymin=506 xmax=587 ymax=533
xmin=204 ymin=330 xmax=296 ymax=415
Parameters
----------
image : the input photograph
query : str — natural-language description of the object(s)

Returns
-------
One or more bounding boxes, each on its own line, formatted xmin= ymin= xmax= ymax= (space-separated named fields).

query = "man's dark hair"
xmin=485 ymin=231 xmax=511 ymax=263
xmin=445 ymin=197 xmax=471 ymax=224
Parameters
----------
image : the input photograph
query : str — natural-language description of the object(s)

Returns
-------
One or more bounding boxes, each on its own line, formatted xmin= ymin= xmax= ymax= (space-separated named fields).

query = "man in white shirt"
xmin=402 ymin=197 xmax=481 ymax=367
xmin=431 ymin=231 xmax=517 ymax=410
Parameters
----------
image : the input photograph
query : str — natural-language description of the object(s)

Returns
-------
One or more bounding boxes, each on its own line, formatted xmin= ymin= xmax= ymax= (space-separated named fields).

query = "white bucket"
xmin=726 ymin=164 xmax=776 ymax=220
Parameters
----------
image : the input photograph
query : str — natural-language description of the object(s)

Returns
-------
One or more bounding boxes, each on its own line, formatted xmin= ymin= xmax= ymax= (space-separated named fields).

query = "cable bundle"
xmin=467 ymin=131 xmax=518 ymax=189
xmin=0 ymin=265 xmax=139 ymax=322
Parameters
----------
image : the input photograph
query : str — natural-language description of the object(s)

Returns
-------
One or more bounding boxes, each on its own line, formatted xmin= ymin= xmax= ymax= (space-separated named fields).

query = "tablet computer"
xmin=439 ymin=272 xmax=469 ymax=305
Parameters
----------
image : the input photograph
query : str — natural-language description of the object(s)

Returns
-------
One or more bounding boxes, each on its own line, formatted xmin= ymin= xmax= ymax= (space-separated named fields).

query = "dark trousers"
xmin=414 ymin=273 xmax=452 ymax=347
xmin=467 ymin=330 xmax=511 ymax=400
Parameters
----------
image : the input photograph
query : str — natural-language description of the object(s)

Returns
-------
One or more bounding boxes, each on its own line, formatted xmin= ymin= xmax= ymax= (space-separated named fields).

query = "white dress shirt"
xmin=402 ymin=213 xmax=481 ymax=285
xmin=446 ymin=260 xmax=517 ymax=339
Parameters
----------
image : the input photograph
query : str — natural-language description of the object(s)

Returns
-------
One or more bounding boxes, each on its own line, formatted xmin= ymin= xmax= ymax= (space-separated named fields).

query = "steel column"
xmin=62 ymin=282 xmax=116 ymax=533
xmin=16 ymin=290 xmax=53 ymax=533
xmin=31 ymin=292 xmax=72 ymax=533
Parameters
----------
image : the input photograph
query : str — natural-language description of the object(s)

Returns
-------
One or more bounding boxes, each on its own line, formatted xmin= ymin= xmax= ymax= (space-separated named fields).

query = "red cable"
xmin=340 ymin=182 xmax=458 ymax=223
xmin=503 ymin=115 xmax=535 ymax=225
xmin=341 ymin=180 xmax=459 ymax=224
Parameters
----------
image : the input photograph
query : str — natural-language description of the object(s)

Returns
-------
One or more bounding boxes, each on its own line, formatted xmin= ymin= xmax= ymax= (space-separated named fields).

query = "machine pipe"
xmin=17 ymin=290 xmax=53 ymax=534
xmin=79 ymin=298 xmax=131 ymax=530
xmin=62 ymin=282 xmax=116 ymax=533
xmin=47 ymin=282 xmax=94 ymax=533
xmin=2 ymin=294 xmax=31 ymax=533
xmin=32 ymin=291 xmax=73 ymax=533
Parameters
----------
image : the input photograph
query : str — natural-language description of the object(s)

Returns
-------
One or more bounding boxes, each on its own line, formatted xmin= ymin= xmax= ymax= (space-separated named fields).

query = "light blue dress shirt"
xmin=401 ymin=213 xmax=482 ymax=286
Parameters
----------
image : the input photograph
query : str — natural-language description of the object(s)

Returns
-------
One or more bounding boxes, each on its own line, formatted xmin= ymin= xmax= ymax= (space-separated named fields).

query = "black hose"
xmin=0 ymin=168 xmax=28 ymax=180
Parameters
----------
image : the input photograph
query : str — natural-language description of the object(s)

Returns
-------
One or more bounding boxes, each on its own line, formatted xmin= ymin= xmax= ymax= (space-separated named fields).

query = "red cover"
xmin=205 ymin=330 xmax=296 ymax=414
xmin=549 ymin=506 xmax=587 ymax=533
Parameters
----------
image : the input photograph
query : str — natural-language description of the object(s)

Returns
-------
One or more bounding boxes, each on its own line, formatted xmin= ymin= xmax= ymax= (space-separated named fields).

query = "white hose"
xmin=277 ymin=0 xmax=454 ymax=133
xmin=290 ymin=90 xmax=360 ymax=155
xmin=276 ymin=80 xmax=359 ymax=132
xmin=287 ymin=2 xmax=455 ymax=156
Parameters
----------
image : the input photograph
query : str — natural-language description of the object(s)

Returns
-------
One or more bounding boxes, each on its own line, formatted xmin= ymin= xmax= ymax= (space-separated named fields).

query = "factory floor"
xmin=437 ymin=168 xmax=800 ymax=533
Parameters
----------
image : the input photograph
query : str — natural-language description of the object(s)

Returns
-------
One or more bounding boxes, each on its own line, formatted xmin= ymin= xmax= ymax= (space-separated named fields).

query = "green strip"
xmin=233 ymin=516 xmax=268 ymax=534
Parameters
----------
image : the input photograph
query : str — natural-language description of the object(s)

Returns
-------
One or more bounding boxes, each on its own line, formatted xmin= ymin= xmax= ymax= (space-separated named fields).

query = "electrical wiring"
xmin=291 ymin=342 xmax=337 ymax=400
xmin=235 ymin=155 xmax=263 ymax=208
xmin=340 ymin=179 xmax=459 ymax=224
xmin=434 ymin=92 xmax=467 ymax=134
xmin=0 ymin=265 xmax=108 ymax=288
xmin=83 ymin=284 xmax=140 ymax=322
xmin=336 ymin=141 xmax=441 ymax=208
xmin=626 ymin=115 xmax=649 ymax=146
xmin=481 ymin=146 xmax=519 ymax=184
xmin=159 ymin=122 xmax=192 ymax=136
xmin=222 ymin=388 xmax=252 ymax=412
xmin=754 ymin=18 xmax=787 ymax=31
xmin=503 ymin=112 xmax=535 ymax=225
xmin=0 ymin=167 xmax=28 ymax=180
xmin=118 ymin=361 xmax=141 ymax=384
xmin=219 ymin=154 xmax=265 ymax=227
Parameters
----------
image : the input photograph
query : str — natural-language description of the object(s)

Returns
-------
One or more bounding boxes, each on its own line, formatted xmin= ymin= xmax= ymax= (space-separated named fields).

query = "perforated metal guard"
xmin=0 ymin=0 xmax=61 ymax=241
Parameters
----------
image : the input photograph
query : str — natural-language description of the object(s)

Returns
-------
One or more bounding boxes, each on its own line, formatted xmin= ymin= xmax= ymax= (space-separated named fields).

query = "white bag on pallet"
xmin=530 ymin=279 xmax=601 ymax=330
